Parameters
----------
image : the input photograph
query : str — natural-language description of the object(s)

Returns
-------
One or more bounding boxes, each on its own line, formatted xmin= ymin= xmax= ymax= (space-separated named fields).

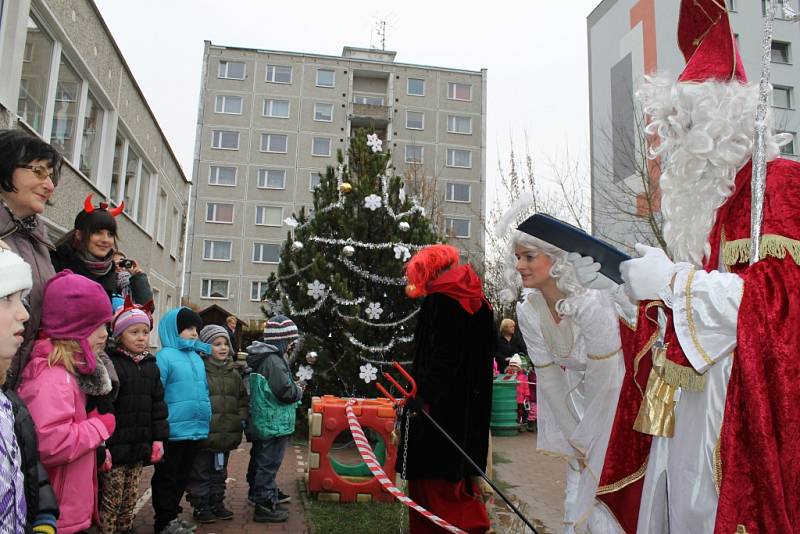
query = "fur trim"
xmin=75 ymin=354 xmax=113 ymax=397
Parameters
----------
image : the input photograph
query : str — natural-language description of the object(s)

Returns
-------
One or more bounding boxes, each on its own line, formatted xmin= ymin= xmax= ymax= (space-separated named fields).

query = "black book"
xmin=517 ymin=214 xmax=630 ymax=284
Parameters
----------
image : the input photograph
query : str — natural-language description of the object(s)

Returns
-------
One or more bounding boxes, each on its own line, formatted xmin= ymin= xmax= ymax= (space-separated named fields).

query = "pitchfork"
xmin=377 ymin=361 xmax=539 ymax=534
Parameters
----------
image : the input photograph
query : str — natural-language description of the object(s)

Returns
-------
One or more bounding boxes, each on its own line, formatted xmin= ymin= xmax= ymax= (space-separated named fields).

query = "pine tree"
xmin=264 ymin=129 xmax=441 ymax=398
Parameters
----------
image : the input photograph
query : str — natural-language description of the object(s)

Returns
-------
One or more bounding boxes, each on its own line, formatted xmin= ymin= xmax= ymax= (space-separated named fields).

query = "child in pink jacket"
xmin=503 ymin=354 xmax=531 ymax=429
xmin=18 ymin=271 xmax=115 ymax=534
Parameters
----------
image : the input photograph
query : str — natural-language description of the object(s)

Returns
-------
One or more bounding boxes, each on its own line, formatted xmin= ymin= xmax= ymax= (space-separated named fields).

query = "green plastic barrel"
xmin=491 ymin=376 xmax=519 ymax=436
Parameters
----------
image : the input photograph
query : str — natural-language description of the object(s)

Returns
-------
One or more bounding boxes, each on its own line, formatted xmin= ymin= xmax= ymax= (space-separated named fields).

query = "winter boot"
xmin=254 ymin=502 xmax=289 ymax=523
xmin=276 ymin=489 xmax=291 ymax=504
xmin=213 ymin=501 xmax=234 ymax=520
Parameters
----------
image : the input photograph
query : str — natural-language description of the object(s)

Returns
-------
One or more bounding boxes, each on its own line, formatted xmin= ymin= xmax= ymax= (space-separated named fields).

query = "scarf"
xmin=425 ymin=264 xmax=491 ymax=314
xmin=118 ymin=346 xmax=150 ymax=364
xmin=117 ymin=270 xmax=132 ymax=296
xmin=0 ymin=391 xmax=26 ymax=533
xmin=1 ymin=199 xmax=38 ymax=235
xmin=78 ymin=249 xmax=114 ymax=278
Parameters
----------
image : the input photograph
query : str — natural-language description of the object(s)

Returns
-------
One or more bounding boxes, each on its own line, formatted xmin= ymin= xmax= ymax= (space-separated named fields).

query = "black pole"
xmin=417 ymin=410 xmax=539 ymax=534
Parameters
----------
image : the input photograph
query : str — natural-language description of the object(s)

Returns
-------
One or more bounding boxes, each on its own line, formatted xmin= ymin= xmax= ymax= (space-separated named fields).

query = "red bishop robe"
xmin=597 ymin=158 xmax=800 ymax=533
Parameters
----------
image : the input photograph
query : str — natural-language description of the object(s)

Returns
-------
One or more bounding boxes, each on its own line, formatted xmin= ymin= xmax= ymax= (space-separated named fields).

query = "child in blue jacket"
xmin=151 ymin=307 xmax=212 ymax=534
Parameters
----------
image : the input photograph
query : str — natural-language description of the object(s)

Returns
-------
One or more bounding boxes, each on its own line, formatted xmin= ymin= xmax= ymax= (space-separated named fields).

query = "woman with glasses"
xmin=0 ymin=129 xmax=62 ymax=390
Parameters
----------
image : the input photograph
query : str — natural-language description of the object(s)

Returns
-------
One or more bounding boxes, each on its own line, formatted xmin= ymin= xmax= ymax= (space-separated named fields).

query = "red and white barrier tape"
xmin=344 ymin=399 xmax=465 ymax=534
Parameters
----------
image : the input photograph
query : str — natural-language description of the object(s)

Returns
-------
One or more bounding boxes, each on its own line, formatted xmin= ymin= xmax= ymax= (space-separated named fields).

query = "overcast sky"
xmin=94 ymin=0 xmax=601 ymax=202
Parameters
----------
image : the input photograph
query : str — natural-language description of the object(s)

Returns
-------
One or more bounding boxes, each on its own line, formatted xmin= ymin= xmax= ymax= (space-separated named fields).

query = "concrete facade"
xmin=588 ymin=0 xmax=800 ymax=248
xmin=0 ymin=0 xmax=190 ymax=328
xmin=187 ymin=42 xmax=487 ymax=322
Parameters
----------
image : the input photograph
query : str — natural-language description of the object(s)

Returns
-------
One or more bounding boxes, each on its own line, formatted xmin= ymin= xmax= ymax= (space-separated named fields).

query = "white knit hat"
xmin=508 ymin=354 xmax=523 ymax=368
xmin=0 ymin=244 xmax=32 ymax=299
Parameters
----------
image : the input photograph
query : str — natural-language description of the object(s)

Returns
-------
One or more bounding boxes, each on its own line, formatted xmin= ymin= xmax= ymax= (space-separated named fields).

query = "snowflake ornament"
xmin=284 ymin=217 xmax=299 ymax=228
xmin=366 ymin=133 xmax=383 ymax=153
xmin=306 ymin=280 xmax=327 ymax=300
xmin=365 ymin=302 xmax=384 ymax=320
xmin=364 ymin=194 xmax=382 ymax=211
xmin=393 ymin=244 xmax=411 ymax=262
xmin=359 ymin=363 xmax=378 ymax=383
xmin=296 ymin=365 xmax=314 ymax=381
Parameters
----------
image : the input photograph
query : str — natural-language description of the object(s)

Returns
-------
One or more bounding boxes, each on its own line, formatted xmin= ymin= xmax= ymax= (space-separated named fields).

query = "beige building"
xmin=0 ymin=0 xmax=190 ymax=328
xmin=187 ymin=42 xmax=487 ymax=322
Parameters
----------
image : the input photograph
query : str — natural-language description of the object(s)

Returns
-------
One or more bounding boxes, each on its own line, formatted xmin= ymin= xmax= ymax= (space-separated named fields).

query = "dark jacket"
xmin=200 ymin=357 xmax=248 ymax=452
xmin=5 ymin=389 xmax=59 ymax=532
xmin=246 ymin=342 xmax=302 ymax=439
xmin=0 ymin=207 xmax=56 ymax=390
xmin=495 ymin=332 xmax=527 ymax=373
xmin=397 ymin=293 xmax=496 ymax=482
xmin=50 ymin=241 xmax=153 ymax=306
xmin=106 ymin=346 xmax=169 ymax=466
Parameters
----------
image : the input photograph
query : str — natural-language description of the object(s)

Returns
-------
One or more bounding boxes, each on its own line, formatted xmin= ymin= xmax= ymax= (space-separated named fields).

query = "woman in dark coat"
xmin=495 ymin=318 xmax=527 ymax=373
xmin=396 ymin=244 xmax=496 ymax=534
xmin=51 ymin=196 xmax=152 ymax=308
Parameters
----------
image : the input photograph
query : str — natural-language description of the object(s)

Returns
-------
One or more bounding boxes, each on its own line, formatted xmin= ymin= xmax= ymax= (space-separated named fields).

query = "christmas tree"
xmin=264 ymin=130 xmax=441 ymax=398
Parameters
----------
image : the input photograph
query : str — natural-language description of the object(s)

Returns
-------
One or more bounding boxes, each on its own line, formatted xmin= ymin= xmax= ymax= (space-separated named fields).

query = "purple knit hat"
xmin=112 ymin=305 xmax=153 ymax=339
xmin=40 ymin=270 xmax=113 ymax=375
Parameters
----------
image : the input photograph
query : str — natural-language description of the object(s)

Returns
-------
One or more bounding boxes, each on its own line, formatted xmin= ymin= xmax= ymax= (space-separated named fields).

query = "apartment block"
xmin=588 ymin=0 xmax=800 ymax=248
xmin=0 ymin=0 xmax=190 ymax=327
xmin=187 ymin=42 xmax=487 ymax=322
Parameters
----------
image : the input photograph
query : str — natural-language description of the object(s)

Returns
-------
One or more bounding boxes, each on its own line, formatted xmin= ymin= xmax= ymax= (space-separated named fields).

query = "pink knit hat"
xmin=40 ymin=270 xmax=113 ymax=375
xmin=112 ymin=305 xmax=152 ymax=339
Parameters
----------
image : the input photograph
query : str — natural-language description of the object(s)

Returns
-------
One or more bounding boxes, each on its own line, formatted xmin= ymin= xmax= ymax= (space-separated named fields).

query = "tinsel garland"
xmin=338 ymin=256 xmax=408 ymax=285
xmin=335 ymin=307 xmax=419 ymax=328
xmin=346 ymin=333 xmax=414 ymax=353
xmin=310 ymin=236 xmax=426 ymax=251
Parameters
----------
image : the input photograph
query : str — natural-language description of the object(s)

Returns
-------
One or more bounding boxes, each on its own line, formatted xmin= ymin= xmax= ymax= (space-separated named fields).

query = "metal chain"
xmin=399 ymin=409 xmax=411 ymax=534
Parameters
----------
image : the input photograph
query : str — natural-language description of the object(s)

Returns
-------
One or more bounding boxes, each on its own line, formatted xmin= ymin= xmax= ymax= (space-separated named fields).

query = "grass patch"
xmin=309 ymin=500 xmax=408 ymax=534
xmin=493 ymin=451 xmax=512 ymax=465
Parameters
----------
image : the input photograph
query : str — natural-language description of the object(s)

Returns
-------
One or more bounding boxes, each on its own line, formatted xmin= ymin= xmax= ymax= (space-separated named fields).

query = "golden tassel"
xmin=633 ymin=344 xmax=678 ymax=438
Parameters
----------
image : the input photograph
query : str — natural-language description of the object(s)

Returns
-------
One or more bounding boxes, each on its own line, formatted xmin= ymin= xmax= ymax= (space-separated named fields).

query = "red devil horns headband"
xmin=83 ymin=194 xmax=124 ymax=217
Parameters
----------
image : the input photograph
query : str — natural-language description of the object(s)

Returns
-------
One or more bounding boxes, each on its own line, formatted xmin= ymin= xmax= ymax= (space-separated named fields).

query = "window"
xmin=444 ymin=217 xmax=471 ymax=238
xmin=156 ymin=190 xmax=167 ymax=244
xmin=773 ymin=85 xmax=793 ymax=108
xmin=201 ymin=279 xmax=229 ymax=299
xmin=763 ymin=0 xmax=793 ymax=18
xmin=447 ymin=115 xmax=472 ymax=135
xmin=255 ymin=206 xmax=283 ymax=226
xmin=353 ymin=94 xmax=385 ymax=106
xmin=203 ymin=240 xmax=232 ymax=261
xmin=257 ymin=168 xmax=286 ymax=189
xmin=123 ymin=146 xmax=140 ymax=215
xmin=17 ymin=15 xmax=54 ymax=134
xmin=261 ymin=133 xmax=288 ymax=153
xmin=214 ymin=95 xmax=243 ymax=114
xmin=446 ymin=182 xmax=471 ymax=202
xmin=251 ymin=281 xmax=269 ymax=301
xmin=79 ymin=92 xmax=104 ymax=182
xmin=253 ymin=243 xmax=281 ymax=263
xmin=772 ymin=41 xmax=791 ymax=64
xmin=263 ymin=99 xmax=290 ymax=118
xmin=212 ymin=130 xmax=240 ymax=150
xmin=218 ymin=61 xmax=245 ymax=80
xmin=170 ymin=206 xmax=181 ymax=257
xmin=312 ymin=137 xmax=331 ymax=156
xmin=406 ymin=111 xmax=424 ymax=130
xmin=314 ymin=103 xmax=333 ymax=122
xmin=405 ymin=145 xmax=423 ymax=164
xmin=316 ymin=69 xmax=335 ymax=87
xmin=206 ymin=202 xmax=234 ymax=223
xmin=209 ymin=165 xmax=237 ymax=186
xmin=407 ymin=78 xmax=425 ymax=96
xmin=309 ymin=172 xmax=322 ymax=190
xmin=266 ymin=64 xmax=292 ymax=84
xmin=135 ymin=169 xmax=151 ymax=226
xmin=111 ymin=135 xmax=124 ymax=203
xmin=447 ymin=82 xmax=472 ymax=101
xmin=447 ymin=148 xmax=472 ymax=168
xmin=50 ymin=55 xmax=81 ymax=161
xmin=779 ymin=131 xmax=796 ymax=155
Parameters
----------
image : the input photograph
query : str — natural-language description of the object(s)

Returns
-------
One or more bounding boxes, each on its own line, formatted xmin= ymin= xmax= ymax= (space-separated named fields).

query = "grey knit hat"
xmin=199 ymin=324 xmax=231 ymax=347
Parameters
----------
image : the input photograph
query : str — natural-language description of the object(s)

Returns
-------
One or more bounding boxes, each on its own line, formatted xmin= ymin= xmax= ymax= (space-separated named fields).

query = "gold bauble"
xmin=339 ymin=182 xmax=353 ymax=193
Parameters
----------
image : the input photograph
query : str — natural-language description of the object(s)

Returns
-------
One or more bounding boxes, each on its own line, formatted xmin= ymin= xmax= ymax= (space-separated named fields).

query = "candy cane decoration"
xmin=345 ymin=399 xmax=465 ymax=534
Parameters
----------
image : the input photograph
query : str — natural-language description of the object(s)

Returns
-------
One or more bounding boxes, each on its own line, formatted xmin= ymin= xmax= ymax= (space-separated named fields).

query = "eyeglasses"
xmin=17 ymin=164 xmax=55 ymax=182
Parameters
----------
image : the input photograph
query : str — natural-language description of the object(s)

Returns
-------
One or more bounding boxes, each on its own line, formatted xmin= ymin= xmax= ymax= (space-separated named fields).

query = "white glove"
xmin=567 ymin=252 xmax=615 ymax=290
xmin=620 ymin=244 xmax=674 ymax=301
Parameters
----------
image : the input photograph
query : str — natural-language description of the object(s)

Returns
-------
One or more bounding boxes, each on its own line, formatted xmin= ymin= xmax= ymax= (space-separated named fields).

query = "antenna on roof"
xmin=376 ymin=19 xmax=387 ymax=50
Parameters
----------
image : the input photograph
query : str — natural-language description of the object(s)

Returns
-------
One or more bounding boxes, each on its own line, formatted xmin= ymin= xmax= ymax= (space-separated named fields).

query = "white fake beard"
xmin=636 ymin=76 xmax=785 ymax=266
